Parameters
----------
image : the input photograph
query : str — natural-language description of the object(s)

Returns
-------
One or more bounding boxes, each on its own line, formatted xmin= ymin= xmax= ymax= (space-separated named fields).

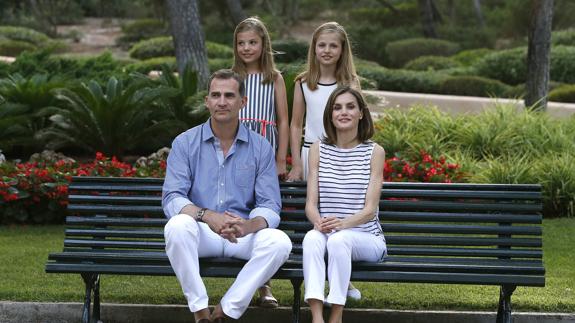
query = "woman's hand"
xmin=276 ymin=159 xmax=287 ymax=179
xmin=320 ymin=216 xmax=343 ymax=233
xmin=287 ymin=165 xmax=303 ymax=181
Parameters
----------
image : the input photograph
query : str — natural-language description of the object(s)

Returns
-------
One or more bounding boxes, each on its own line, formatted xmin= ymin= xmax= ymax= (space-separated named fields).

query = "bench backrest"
xmin=65 ymin=177 xmax=543 ymax=263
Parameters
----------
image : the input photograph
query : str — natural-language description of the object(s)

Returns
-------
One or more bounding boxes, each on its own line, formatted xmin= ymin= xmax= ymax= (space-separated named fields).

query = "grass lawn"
xmin=0 ymin=218 xmax=573 ymax=312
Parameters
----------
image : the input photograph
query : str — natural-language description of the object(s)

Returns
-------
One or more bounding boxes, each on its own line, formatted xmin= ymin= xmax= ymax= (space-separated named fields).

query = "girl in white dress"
xmin=287 ymin=21 xmax=360 ymax=182
xmin=303 ymin=86 xmax=387 ymax=323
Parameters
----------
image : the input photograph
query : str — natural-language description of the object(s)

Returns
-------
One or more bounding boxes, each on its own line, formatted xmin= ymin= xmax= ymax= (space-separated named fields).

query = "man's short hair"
xmin=207 ymin=69 xmax=246 ymax=97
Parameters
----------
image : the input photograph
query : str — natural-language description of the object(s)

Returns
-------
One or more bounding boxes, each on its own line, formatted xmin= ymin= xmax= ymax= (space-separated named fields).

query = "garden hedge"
xmin=385 ymin=37 xmax=460 ymax=68
xmin=129 ymin=36 xmax=234 ymax=60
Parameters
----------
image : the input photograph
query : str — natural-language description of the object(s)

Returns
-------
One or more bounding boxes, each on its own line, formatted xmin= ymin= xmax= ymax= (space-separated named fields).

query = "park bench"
xmin=45 ymin=176 xmax=545 ymax=323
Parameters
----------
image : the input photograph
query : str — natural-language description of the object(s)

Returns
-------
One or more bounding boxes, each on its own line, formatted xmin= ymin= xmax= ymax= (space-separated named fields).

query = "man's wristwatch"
xmin=196 ymin=208 xmax=207 ymax=222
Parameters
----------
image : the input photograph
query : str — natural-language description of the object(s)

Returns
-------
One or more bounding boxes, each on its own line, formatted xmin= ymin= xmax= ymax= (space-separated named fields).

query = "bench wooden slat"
xmin=64 ymin=239 xmax=165 ymax=249
xmin=68 ymin=205 xmax=164 ymax=215
xmin=382 ymin=223 xmax=541 ymax=235
xmin=69 ymin=184 xmax=163 ymax=192
xmin=389 ymin=246 xmax=542 ymax=258
xmin=349 ymin=271 xmax=545 ymax=287
xmin=69 ymin=195 xmax=162 ymax=204
xmin=381 ymin=200 xmax=542 ymax=212
xmin=381 ymin=211 xmax=542 ymax=224
xmin=380 ymin=189 xmax=541 ymax=200
xmin=66 ymin=216 xmax=167 ymax=226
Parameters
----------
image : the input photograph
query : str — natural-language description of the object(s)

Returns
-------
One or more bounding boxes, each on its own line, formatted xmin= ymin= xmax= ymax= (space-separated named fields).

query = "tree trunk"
xmin=166 ymin=0 xmax=210 ymax=88
xmin=448 ymin=0 xmax=456 ymax=26
xmin=525 ymin=0 xmax=554 ymax=111
xmin=225 ymin=0 xmax=247 ymax=25
xmin=418 ymin=0 xmax=438 ymax=38
xmin=472 ymin=0 xmax=485 ymax=28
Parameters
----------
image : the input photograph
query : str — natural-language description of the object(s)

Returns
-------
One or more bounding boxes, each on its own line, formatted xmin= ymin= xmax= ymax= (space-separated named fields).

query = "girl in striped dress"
xmin=303 ymin=86 xmax=387 ymax=323
xmin=232 ymin=17 xmax=289 ymax=178
xmin=232 ymin=17 xmax=289 ymax=308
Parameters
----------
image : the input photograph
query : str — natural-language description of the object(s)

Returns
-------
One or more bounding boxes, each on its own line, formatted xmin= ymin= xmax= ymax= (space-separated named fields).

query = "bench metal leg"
xmin=496 ymin=285 xmax=516 ymax=323
xmin=81 ymin=273 xmax=99 ymax=323
xmin=290 ymin=278 xmax=303 ymax=323
xmin=93 ymin=275 xmax=101 ymax=322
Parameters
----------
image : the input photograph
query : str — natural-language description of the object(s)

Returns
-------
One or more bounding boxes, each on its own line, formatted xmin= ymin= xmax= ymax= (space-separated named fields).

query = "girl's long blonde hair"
xmin=296 ymin=22 xmax=358 ymax=91
xmin=232 ymin=17 xmax=278 ymax=84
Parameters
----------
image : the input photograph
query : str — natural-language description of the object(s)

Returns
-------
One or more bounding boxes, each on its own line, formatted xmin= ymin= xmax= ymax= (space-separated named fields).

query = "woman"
xmin=303 ymin=86 xmax=387 ymax=323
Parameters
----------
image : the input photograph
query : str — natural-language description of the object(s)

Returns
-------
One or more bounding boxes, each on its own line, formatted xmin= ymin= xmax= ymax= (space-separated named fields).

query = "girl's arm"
xmin=305 ymin=142 xmax=323 ymax=231
xmin=274 ymin=73 xmax=289 ymax=178
xmin=287 ymin=80 xmax=306 ymax=181
xmin=323 ymin=144 xmax=386 ymax=231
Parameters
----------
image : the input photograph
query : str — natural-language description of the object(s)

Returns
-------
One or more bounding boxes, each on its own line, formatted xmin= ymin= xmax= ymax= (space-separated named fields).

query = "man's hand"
xmin=220 ymin=211 xmax=249 ymax=243
xmin=203 ymin=210 xmax=239 ymax=236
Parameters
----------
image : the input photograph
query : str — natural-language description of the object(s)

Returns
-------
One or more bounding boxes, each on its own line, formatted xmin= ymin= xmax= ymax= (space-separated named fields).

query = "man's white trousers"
xmin=164 ymin=214 xmax=292 ymax=319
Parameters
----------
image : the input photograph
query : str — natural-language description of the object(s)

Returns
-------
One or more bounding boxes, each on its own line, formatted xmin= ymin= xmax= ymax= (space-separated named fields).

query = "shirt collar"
xmin=202 ymin=118 xmax=249 ymax=143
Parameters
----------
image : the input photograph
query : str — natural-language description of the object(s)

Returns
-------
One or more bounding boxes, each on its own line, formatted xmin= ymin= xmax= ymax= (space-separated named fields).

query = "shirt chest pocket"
xmin=234 ymin=163 xmax=256 ymax=188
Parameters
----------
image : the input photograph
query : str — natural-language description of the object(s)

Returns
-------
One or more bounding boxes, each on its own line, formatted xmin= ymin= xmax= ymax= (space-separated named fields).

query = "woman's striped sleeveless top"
xmin=239 ymin=73 xmax=278 ymax=150
xmin=318 ymin=141 xmax=384 ymax=238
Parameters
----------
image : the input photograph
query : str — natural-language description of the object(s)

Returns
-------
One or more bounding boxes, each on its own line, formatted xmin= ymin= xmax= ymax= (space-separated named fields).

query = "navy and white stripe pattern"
xmin=318 ymin=141 xmax=384 ymax=237
xmin=239 ymin=73 xmax=278 ymax=150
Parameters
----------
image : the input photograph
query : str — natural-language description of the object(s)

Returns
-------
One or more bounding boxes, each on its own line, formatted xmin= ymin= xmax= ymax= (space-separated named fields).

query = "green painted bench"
xmin=45 ymin=176 xmax=545 ymax=323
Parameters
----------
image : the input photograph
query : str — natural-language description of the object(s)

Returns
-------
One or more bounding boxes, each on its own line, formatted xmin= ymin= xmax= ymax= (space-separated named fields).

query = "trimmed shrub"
xmin=348 ymin=26 xmax=420 ymax=66
xmin=474 ymin=47 xmax=526 ymax=85
xmin=206 ymin=42 xmax=234 ymax=59
xmin=356 ymin=64 xmax=446 ymax=94
xmin=404 ymin=55 xmax=461 ymax=71
xmin=0 ymin=26 xmax=51 ymax=46
xmin=436 ymin=25 xmax=496 ymax=50
xmin=552 ymin=28 xmax=575 ymax=46
xmin=475 ymin=46 xmax=575 ymax=85
xmin=506 ymin=81 xmax=566 ymax=99
xmin=0 ymin=39 xmax=36 ymax=56
xmin=208 ymin=58 xmax=233 ymax=72
xmin=451 ymin=48 xmax=493 ymax=66
xmin=0 ymin=25 xmax=66 ymax=53
xmin=549 ymin=84 xmax=575 ymax=103
xmin=129 ymin=36 xmax=173 ymax=60
xmin=124 ymin=57 xmax=176 ymax=74
xmin=272 ymin=39 xmax=308 ymax=64
xmin=385 ymin=38 xmax=460 ymax=67
xmin=440 ymin=76 xmax=511 ymax=97
xmin=124 ymin=57 xmax=232 ymax=76
xmin=129 ymin=37 xmax=234 ymax=60
xmin=117 ymin=19 xmax=168 ymax=47
xmin=550 ymin=45 xmax=575 ymax=84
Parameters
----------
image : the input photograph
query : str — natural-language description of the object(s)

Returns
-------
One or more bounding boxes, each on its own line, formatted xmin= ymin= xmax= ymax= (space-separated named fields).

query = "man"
xmin=162 ymin=69 xmax=292 ymax=323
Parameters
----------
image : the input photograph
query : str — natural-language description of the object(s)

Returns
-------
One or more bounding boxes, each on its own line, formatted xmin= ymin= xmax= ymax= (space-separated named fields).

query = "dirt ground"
xmin=56 ymin=17 xmax=129 ymax=58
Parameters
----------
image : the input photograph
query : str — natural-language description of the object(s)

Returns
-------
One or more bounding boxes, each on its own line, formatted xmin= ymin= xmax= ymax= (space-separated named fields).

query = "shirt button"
xmin=220 ymin=183 xmax=224 ymax=186
xmin=220 ymin=200 xmax=223 ymax=203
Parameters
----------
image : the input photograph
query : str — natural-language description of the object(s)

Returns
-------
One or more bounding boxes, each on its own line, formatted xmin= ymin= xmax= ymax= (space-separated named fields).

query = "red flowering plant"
xmin=384 ymin=150 xmax=465 ymax=183
xmin=77 ymin=152 xmax=136 ymax=177
xmin=0 ymin=151 xmax=170 ymax=224
xmin=0 ymin=158 xmax=76 ymax=223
